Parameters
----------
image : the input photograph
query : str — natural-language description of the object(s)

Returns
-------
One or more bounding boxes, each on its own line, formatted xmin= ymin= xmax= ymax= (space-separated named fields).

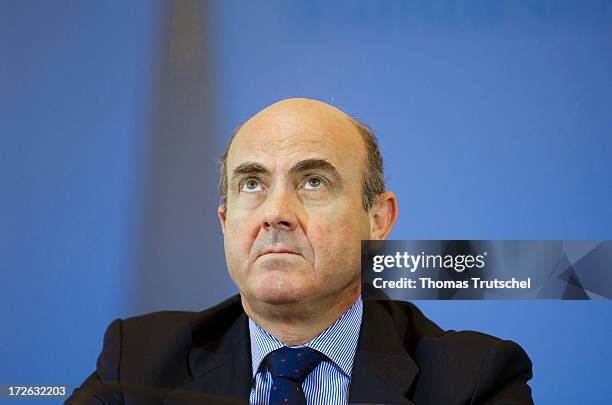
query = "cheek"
xmin=224 ymin=213 xmax=260 ymax=264
xmin=308 ymin=211 xmax=367 ymax=271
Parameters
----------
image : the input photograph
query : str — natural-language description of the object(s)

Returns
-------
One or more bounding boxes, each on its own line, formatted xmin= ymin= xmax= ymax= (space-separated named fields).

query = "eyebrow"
xmin=230 ymin=158 xmax=344 ymax=187
xmin=288 ymin=159 xmax=342 ymax=183
xmin=231 ymin=161 xmax=269 ymax=178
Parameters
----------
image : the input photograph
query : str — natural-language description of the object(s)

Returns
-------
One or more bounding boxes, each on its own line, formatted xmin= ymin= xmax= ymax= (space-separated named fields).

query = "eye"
xmin=241 ymin=178 xmax=263 ymax=193
xmin=303 ymin=176 xmax=325 ymax=190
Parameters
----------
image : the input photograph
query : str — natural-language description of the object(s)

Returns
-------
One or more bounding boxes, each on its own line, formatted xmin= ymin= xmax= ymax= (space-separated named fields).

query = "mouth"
xmin=258 ymin=248 xmax=300 ymax=259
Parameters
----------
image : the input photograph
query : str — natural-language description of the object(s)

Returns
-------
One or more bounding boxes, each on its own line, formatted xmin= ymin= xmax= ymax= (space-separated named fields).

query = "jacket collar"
xmin=165 ymin=295 xmax=251 ymax=405
xmin=348 ymin=298 xmax=419 ymax=405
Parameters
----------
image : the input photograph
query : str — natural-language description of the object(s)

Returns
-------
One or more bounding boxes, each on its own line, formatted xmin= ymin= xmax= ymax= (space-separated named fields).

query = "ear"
xmin=369 ymin=192 xmax=398 ymax=240
xmin=217 ymin=205 xmax=227 ymax=235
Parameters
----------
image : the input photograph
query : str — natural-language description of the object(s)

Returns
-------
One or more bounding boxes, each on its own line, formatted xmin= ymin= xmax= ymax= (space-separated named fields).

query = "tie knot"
xmin=263 ymin=347 xmax=324 ymax=383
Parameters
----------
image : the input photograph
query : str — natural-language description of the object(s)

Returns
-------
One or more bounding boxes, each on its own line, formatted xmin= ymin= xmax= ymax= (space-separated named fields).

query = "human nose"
xmin=260 ymin=186 xmax=299 ymax=232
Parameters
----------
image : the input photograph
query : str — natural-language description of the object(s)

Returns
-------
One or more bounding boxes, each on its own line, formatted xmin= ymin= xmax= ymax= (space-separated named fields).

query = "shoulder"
xmin=415 ymin=328 xmax=532 ymax=379
xmin=68 ymin=295 xmax=245 ymax=403
xmin=416 ymin=330 xmax=533 ymax=404
xmin=114 ymin=293 xmax=243 ymax=342
xmin=98 ymin=294 xmax=244 ymax=380
xmin=384 ymin=300 xmax=533 ymax=404
xmin=380 ymin=298 xmax=530 ymax=356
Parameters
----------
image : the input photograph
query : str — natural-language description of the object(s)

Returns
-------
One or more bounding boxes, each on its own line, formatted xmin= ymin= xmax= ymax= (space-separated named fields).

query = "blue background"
xmin=1 ymin=1 xmax=611 ymax=403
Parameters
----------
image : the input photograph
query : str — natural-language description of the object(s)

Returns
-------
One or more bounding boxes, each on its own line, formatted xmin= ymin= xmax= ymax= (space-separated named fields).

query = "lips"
xmin=258 ymin=248 xmax=300 ymax=258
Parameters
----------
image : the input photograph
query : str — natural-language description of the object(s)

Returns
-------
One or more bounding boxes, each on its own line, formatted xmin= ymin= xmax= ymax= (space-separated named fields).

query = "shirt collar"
xmin=248 ymin=295 xmax=363 ymax=378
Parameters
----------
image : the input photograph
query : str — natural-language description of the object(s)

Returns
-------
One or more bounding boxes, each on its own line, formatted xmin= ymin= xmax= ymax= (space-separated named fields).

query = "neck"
xmin=242 ymin=284 xmax=361 ymax=346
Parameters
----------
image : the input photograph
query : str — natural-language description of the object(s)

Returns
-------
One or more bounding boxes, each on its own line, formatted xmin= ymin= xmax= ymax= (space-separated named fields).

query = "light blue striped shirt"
xmin=248 ymin=296 xmax=363 ymax=405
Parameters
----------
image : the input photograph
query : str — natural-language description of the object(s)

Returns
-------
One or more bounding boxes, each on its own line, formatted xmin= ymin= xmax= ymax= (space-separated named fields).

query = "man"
xmin=68 ymin=98 xmax=533 ymax=404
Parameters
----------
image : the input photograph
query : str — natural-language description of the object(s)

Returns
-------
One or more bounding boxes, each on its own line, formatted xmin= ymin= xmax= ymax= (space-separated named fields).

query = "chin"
xmin=251 ymin=277 xmax=314 ymax=306
xmin=257 ymin=294 xmax=304 ymax=306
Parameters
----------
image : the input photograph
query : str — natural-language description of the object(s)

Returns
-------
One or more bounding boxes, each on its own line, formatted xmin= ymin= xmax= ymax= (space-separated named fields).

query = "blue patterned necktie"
xmin=263 ymin=347 xmax=324 ymax=405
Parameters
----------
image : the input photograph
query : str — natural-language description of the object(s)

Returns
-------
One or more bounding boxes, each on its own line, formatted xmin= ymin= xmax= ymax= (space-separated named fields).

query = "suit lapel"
xmin=349 ymin=299 xmax=419 ymax=405
xmin=165 ymin=298 xmax=252 ymax=405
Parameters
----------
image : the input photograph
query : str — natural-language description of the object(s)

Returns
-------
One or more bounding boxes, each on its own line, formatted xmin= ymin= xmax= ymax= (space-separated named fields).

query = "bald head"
xmin=219 ymin=98 xmax=384 ymax=212
xmin=242 ymin=98 xmax=358 ymax=136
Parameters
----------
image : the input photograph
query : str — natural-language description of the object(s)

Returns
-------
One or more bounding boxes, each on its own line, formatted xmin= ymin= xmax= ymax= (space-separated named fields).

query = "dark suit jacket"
xmin=67 ymin=294 xmax=533 ymax=405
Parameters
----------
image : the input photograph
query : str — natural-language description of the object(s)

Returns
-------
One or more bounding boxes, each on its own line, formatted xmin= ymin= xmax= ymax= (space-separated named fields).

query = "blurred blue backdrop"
xmin=1 ymin=1 xmax=610 ymax=403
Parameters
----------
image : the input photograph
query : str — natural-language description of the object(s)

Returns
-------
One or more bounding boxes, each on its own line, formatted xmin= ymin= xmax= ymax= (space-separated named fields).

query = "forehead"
xmin=227 ymin=99 xmax=365 ymax=172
